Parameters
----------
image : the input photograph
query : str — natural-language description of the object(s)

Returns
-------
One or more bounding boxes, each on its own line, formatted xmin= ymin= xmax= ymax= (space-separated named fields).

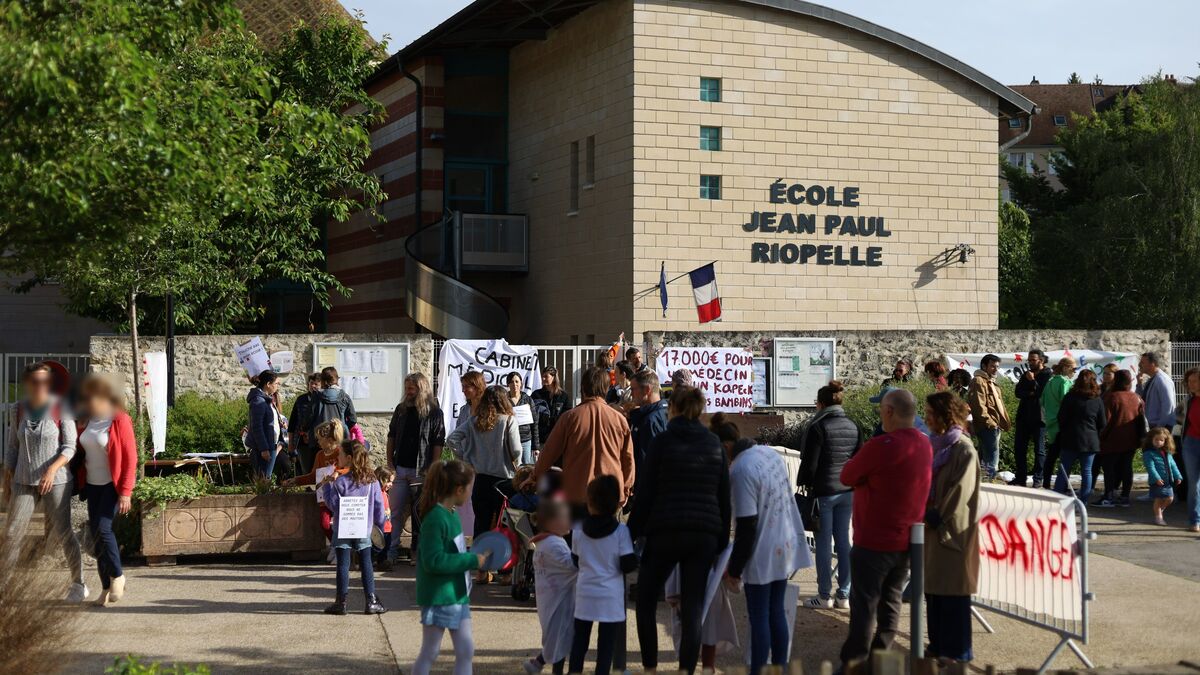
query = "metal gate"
xmin=1171 ymin=341 xmax=1200 ymax=404
xmin=0 ymin=353 xmax=91 ymax=443
xmin=431 ymin=340 xmax=607 ymax=404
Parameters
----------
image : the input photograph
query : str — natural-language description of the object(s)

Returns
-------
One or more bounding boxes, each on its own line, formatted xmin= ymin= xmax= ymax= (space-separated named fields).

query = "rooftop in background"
xmin=1000 ymin=82 xmax=1139 ymax=148
xmin=235 ymin=0 xmax=364 ymax=47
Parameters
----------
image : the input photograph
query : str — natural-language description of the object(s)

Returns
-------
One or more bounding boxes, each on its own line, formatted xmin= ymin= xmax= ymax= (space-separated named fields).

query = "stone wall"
xmin=89 ymin=333 xmax=435 ymax=450
xmin=647 ymin=328 xmax=1171 ymax=421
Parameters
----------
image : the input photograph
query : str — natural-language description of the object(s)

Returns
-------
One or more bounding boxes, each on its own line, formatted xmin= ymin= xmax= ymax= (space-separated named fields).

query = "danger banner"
xmin=944 ymin=349 xmax=1137 ymax=384
xmin=655 ymin=346 xmax=754 ymax=413
xmin=974 ymin=484 xmax=1082 ymax=624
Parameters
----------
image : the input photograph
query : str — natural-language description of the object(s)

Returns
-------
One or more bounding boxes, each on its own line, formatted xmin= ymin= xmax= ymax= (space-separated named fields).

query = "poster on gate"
xmin=437 ymin=339 xmax=540 ymax=432
xmin=974 ymin=484 xmax=1083 ymax=623
xmin=655 ymin=347 xmax=755 ymax=413
xmin=944 ymin=349 xmax=1137 ymax=384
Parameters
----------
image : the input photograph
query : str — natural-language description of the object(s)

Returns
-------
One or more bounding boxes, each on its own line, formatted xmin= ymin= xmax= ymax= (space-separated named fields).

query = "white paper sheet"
xmin=512 ymin=404 xmax=534 ymax=426
xmin=235 ymin=337 xmax=271 ymax=378
xmin=270 ymin=351 xmax=294 ymax=374
xmin=314 ymin=465 xmax=336 ymax=503
xmin=370 ymin=349 xmax=389 ymax=374
xmin=336 ymin=495 xmax=370 ymax=539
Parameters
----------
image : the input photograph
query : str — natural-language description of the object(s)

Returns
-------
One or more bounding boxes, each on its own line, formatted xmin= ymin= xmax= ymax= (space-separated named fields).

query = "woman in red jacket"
xmin=76 ymin=374 xmax=138 ymax=607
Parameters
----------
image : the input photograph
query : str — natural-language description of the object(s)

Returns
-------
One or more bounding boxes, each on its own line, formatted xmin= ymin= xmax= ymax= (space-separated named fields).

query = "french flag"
xmin=688 ymin=263 xmax=721 ymax=323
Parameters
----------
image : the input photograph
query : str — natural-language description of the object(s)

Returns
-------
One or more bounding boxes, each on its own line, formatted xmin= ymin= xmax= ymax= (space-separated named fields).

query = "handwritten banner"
xmin=655 ymin=347 xmax=754 ymax=413
xmin=944 ymin=349 xmax=1137 ymax=384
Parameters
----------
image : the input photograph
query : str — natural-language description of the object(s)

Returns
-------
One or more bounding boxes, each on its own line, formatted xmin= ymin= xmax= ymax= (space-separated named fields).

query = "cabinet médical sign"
xmin=744 ymin=180 xmax=890 ymax=267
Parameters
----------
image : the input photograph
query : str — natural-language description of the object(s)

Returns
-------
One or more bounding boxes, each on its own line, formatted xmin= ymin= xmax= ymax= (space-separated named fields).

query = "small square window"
xmin=1008 ymin=118 xmax=1022 ymax=128
xmin=1053 ymin=114 xmax=1067 ymax=126
xmin=699 ymin=126 xmax=721 ymax=151
xmin=585 ymin=135 xmax=596 ymax=186
xmin=700 ymin=77 xmax=721 ymax=102
xmin=700 ymin=175 xmax=721 ymax=200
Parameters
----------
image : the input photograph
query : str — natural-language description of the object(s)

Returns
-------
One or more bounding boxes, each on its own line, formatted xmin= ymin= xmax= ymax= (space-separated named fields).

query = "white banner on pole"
xmin=437 ymin=339 xmax=540 ymax=432
xmin=655 ymin=346 xmax=755 ymax=413
xmin=143 ymin=352 xmax=168 ymax=456
xmin=974 ymin=484 xmax=1082 ymax=623
xmin=944 ymin=349 xmax=1137 ymax=384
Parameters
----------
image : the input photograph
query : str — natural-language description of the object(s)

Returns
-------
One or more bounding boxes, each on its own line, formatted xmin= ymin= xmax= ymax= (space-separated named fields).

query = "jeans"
xmin=926 ymin=594 xmax=973 ymax=662
xmin=3 ymin=481 xmax=82 ymax=585
xmin=252 ymin=445 xmax=292 ymax=481
xmin=636 ymin=531 xmax=719 ymax=672
xmin=335 ymin=546 xmax=375 ymax=600
xmin=87 ymin=483 xmax=124 ymax=589
xmin=745 ymin=579 xmax=790 ymax=673
xmin=1012 ymin=423 xmax=1046 ymax=485
xmin=975 ymin=427 xmax=1000 ymax=478
xmin=1054 ymin=448 xmax=1096 ymax=502
xmin=387 ymin=466 xmax=420 ymax=559
xmin=815 ymin=492 xmax=853 ymax=599
xmin=1183 ymin=437 xmax=1200 ymax=526
xmin=569 ymin=619 xmax=621 ymax=675
xmin=520 ymin=439 xmax=534 ymax=466
xmin=839 ymin=547 xmax=908 ymax=666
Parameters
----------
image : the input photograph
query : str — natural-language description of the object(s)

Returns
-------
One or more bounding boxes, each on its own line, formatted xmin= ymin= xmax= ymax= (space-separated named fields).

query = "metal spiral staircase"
xmin=404 ymin=211 xmax=525 ymax=339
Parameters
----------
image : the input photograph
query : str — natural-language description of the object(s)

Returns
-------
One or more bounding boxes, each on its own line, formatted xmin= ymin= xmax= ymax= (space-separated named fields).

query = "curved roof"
xmin=371 ymin=0 xmax=1035 ymax=116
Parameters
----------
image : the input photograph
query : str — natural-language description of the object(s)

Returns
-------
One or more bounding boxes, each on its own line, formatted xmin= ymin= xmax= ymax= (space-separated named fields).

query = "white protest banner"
xmin=270 ymin=351 xmax=294 ymax=374
xmin=944 ymin=349 xmax=1137 ymax=384
xmin=143 ymin=352 xmax=168 ymax=456
xmin=974 ymin=484 xmax=1082 ymax=623
xmin=437 ymin=339 xmax=540 ymax=431
xmin=655 ymin=347 xmax=754 ymax=413
xmin=234 ymin=337 xmax=271 ymax=378
xmin=336 ymin=495 xmax=371 ymax=539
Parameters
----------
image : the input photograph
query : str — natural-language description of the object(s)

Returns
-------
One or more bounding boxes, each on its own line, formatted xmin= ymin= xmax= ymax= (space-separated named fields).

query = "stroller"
xmin=492 ymin=468 xmax=540 ymax=601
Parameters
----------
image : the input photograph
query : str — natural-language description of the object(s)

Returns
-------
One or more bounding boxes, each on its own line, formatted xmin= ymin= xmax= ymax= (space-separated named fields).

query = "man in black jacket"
xmin=1012 ymin=348 xmax=1052 ymax=487
xmin=628 ymin=370 xmax=668 ymax=480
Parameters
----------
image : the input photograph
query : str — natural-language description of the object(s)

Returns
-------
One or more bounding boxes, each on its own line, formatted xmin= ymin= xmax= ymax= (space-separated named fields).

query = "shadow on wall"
xmin=913 ymin=247 xmax=973 ymax=289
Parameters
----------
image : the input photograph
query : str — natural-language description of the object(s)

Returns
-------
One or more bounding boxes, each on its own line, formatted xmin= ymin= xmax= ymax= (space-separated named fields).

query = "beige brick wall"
xmin=506 ymin=0 xmax=637 ymax=343
xmin=630 ymin=0 xmax=1001 ymax=336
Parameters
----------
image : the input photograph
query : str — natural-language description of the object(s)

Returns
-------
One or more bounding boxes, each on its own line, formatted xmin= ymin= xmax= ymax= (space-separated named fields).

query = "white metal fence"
xmin=1172 ymin=341 xmax=1200 ymax=404
xmin=0 ymin=353 xmax=92 ymax=444
xmin=431 ymin=340 xmax=608 ymax=404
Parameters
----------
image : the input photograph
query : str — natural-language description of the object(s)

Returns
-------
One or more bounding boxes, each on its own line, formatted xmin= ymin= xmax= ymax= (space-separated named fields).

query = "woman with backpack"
xmin=2 ymin=361 xmax=87 ymax=602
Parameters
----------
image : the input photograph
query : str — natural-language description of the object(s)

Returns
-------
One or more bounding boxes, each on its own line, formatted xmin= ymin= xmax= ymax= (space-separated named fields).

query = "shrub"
xmin=164 ymin=392 xmax=248 ymax=458
xmin=0 ymin=554 xmax=83 ymax=673
xmin=107 ymin=655 xmax=210 ymax=675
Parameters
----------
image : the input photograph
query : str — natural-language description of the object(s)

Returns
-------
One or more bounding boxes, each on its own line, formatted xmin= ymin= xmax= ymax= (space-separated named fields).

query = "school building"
xmin=326 ymin=0 xmax=1036 ymax=344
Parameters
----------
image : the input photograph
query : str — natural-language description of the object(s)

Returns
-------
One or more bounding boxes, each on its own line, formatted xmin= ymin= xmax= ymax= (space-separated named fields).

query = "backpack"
xmin=532 ymin=396 xmax=552 ymax=442
xmin=310 ymin=394 xmax=347 ymax=437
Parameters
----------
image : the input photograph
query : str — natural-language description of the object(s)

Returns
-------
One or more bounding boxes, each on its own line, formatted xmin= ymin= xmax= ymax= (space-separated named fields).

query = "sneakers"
xmin=834 ymin=595 xmax=850 ymax=609
xmin=1154 ymin=517 xmax=1167 ymax=526
xmin=804 ymin=595 xmax=833 ymax=609
xmin=1116 ymin=497 xmax=1131 ymax=508
xmin=65 ymin=582 xmax=89 ymax=603
xmin=1093 ymin=498 xmax=1117 ymax=508
xmin=523 ymin=657 xmax=545 ymax=674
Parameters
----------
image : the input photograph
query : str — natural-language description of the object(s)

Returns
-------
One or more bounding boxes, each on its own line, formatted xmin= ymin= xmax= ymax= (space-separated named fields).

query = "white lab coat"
xmin=533 ymin=534 xmax=576 ymax=664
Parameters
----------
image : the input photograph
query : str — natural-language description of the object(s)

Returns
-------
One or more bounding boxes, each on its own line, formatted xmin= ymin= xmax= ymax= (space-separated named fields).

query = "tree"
xmin=997 ymin=199 xmax=1035 ymax=327
xmin=1068 ymin=72 xmax=1082 ymax=84
xmin=1005 ymin=74 xmax=1200 ymax=337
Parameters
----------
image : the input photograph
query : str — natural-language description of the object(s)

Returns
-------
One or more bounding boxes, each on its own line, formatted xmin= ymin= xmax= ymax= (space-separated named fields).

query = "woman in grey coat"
xmin=2 ymin=361 xmax=86 ymax=601
xmin=446 ymin=379 xmax=520 ymax=537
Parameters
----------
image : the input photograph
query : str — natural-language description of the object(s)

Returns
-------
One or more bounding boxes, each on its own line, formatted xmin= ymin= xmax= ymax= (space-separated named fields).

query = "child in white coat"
xmin=524 ymin=498 xmax=576 ymax=674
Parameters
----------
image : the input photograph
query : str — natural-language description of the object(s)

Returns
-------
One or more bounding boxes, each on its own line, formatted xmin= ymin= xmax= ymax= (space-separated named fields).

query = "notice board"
xmin=771 ymin=337 xmax=836 ymax=407
xmin=311 ymin=342 xmax=410 ymax=413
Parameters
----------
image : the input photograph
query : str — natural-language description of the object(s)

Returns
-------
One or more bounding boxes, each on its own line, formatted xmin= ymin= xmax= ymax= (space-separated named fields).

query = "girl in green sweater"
xmin=412 ymin=460 xmax=489 ymax=675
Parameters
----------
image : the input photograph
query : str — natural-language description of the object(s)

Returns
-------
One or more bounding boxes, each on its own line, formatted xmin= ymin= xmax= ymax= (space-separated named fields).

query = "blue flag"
xmin=659 ymin=262 xmax=668 ymax=318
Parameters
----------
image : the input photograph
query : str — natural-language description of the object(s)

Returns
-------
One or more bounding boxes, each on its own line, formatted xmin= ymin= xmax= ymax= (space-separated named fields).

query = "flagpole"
xmin=633 ymin=260 xmax=718 ymax=301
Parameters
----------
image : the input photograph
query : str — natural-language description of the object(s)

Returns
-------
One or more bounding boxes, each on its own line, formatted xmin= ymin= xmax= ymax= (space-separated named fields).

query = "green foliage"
xmin=162 ymin=392 xmax=248 ymax=458
xmin=132 ymin=473 xmax=212 ymax=508
xmin=1006 ymin=73 xmax=1200 ymax=337
xmin=107 ymin=655 xmax=210 ymax=675
xmin=1068 ymin=72 xmax=1082 ymax=84
xmin=997 ymin=199 xmax=1038 ymax=328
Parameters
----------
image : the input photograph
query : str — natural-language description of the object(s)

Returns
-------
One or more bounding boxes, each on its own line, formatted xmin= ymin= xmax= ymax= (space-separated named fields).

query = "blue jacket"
xmin=1144 ymin=448 xmax=1182 ymax=485
xmin=246 ymin=388 xmax=278 ymax=452
xmin=1137 ymin=370 xmax=1176 ymax=430
xmin=628 ymin=399 xmax=668 ymax=474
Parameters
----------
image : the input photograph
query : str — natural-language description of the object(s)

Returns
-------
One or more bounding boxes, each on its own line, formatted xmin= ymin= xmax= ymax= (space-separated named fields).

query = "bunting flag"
xmin=659 ymin=262 xmax=668 ymax=318
xmin=688 ymin=263 xmax=722 ymax=323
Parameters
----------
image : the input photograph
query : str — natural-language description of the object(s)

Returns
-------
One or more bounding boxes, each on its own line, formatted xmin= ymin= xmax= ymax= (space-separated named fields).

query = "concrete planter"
xmin=140 ymin=492 xmax=325 ymax=565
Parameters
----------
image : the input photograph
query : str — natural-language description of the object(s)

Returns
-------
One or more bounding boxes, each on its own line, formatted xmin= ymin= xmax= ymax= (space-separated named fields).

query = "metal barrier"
xmin=0 ymin=353 xmax=91 ymax=443
xmin=1172 ymin=341 xmax=1200 ymax=405
xmin=431 ymin=340 xmax=607 ymax=405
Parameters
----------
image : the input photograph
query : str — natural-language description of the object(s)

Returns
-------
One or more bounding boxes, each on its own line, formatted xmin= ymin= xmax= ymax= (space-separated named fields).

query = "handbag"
xmin=1134 ymin=411 xmax=1150 ymax=442
xmin=795 ymin=486 xmax=821 ymax=533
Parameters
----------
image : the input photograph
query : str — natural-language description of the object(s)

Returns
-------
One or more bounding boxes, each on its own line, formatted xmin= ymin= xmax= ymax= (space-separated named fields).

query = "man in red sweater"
xmin=838 ymin=388 xmax=932 ymax=667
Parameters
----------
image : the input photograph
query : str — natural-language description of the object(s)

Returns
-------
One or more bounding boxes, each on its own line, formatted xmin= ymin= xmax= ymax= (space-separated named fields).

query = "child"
xmin=319 ymin=440 xmax=387 ymax=615
xmin=1144 ymin=427 xmax=1183 ymax=526
xmin=374 ymin=466 xmax=396 ymax=570
xmin=283 ymin=421 xmax=347 ymax=561
xmin=569 ymin=475 xmax=636 ymax=675
xmin=525 ymin=499 xmax=576 ymax=675
xmin=412 ymin=460 xmax=490 ymax=675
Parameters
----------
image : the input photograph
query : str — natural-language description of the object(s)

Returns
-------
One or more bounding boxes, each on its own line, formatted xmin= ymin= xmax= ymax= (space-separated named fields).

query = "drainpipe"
xmin=1000 ymin=107 xmax=1037 ymax=153
xmin=401 ymin=65 xmax=424 ymax=234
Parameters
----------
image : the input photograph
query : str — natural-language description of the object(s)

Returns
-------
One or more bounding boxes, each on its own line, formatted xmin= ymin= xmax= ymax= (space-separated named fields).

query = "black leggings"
xmin=635 ymin=532 xmax=720 ymax=673
xmin=569 ymin=619 xmax=621 ymax=675
xmin=471 ymin=473 xmax=505 ymax=537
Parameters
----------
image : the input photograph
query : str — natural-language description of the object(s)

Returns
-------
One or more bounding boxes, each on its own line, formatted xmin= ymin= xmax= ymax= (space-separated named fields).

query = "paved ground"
xmin=21 ymin=493 xmax=1200 ymax=673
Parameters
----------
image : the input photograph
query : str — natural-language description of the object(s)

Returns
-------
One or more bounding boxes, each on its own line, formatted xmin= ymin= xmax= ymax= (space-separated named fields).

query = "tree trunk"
xmin=129 ymin=291 xmax=143 ymax=477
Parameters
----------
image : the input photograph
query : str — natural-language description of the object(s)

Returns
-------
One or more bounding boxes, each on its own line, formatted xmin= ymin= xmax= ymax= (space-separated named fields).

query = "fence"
xmin=431 ymin=340 xmax=607 ymax=403
xmin=0 ymin=353 xmax=91 ymax=444
xmin=1172 ymin=341 xmax=1200 ymax=404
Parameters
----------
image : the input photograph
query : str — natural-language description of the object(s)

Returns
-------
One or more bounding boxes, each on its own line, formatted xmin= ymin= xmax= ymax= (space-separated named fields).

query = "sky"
xmin=339 ymin=0 xmax=1198 ymax=86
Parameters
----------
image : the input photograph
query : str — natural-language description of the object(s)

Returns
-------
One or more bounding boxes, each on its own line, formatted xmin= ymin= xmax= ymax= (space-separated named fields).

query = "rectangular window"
xmin=699 ymin=175 xmax=721 ymax=200
xmin=1007 ymin=153 xmax=1027 ymax=173
xmin=1053 ymin=114 xmax=1067 ymax=126
xmin=700 ymin=77 xmax=721 ymax=102
xmin=569 ymin=141 xmax=580 ymax=213
xmin=1008 ymin=117 xmax=1022 ymax=128
xmin=585 ymin=135 xmax=595 ymax=187
xmin=1047 ymin=152 xmax=1059 ymax=176
xmin=699 ymin=126 xmax=721 ymax=151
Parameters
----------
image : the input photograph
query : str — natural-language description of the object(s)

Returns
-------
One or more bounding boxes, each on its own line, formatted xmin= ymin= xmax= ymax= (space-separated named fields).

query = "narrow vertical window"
xmin=585 ymin=135 xmax=596 ymax=187
xmin=700 ymin=175 xmax=721 ymax=200
xmin=699 ymin=126 xmax=721 ymax=151
xmin=700 ymin=77 xmax=721 ymax=102
xmin=569 ymin=141 xmax=580 ymax=212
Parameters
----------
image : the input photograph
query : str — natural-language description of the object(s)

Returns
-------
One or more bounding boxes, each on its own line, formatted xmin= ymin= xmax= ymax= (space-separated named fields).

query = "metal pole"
xmin=910 ymin=522 xmax=925 ymax=661
xmin=165 ymin=292 xmax=176 ymax=407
